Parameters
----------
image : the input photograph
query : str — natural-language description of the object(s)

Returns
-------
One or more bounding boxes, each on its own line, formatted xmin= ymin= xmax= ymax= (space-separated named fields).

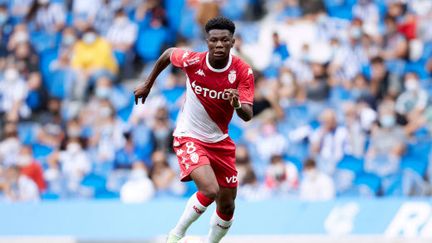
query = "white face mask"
xmin=66 ymin=143 xmax=81 ymax=154
xmin=115 ymin=16 xmax=128 ymax=25
xmin=17 ymin=155 xmax=32 ymax=166
xmin=4 ymin=68 xmax=19 ymax=82
xmin=15 ymin=31 xmax=29 ymax=43
xmin=405 ymin=79 xmax=419 ymax=91
xmin=83 ymin=33 xmax=97 ymax=44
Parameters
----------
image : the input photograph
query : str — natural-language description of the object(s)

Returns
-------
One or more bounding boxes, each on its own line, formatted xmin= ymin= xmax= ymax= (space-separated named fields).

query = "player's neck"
xmin=208 ymin=58 xmax=229 ymax=70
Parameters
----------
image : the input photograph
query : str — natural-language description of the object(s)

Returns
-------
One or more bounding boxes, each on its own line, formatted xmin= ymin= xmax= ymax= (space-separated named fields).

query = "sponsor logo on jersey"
xmin=225 ymin=175 xmax=238 ymax=184
xmin=191 ymin=81 xmax=230 ymax=100
xmin=228 ymin=70 xmax=236 ymax=84
xmin=195 ymin=69 xmax=205 ymax=77
xmin=184 ymin=57 xmax=200 ymax=67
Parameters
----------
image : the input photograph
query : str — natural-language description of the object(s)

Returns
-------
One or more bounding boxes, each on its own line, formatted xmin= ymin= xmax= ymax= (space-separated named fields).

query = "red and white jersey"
xmin=170 ymin=48 xmax=254 ymax=143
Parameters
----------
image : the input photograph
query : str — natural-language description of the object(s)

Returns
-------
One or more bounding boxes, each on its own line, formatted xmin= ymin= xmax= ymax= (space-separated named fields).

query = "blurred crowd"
xmin=1 ymin=0 xmax=432 ymax=202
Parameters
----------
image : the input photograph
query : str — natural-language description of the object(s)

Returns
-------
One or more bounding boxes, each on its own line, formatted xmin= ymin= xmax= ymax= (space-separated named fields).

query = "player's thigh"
xmin=216 ymin=187 xmax=237 ymax=215
xmin=190 ymin=164 xmax=219 ymax=199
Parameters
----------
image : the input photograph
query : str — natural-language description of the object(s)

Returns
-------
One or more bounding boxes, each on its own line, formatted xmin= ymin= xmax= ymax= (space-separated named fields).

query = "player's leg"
xmin=206 ymin=187 xmax=236 ymax=243
xmin=168 ymin=165 xmax=219 ymax=241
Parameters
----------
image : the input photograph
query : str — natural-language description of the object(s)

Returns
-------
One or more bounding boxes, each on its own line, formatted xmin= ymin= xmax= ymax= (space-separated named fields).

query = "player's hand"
xmin=134 ymin=82 xmax=151 ymax=105
xmin=226 ymin=89 xmax=240 ymax=108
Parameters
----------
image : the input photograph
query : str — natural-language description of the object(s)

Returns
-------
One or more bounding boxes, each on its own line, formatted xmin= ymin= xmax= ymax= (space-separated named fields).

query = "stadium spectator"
xmin=238 ymin=165 xmax=271 ymax=201
xmin=17 ymin=145 xmax=46 ymax=192
xmin=106 ymin=9 xmax=138 ymax=69
xmin=0 ymin=123 xmax=21 ymax=166
xmin=93 ymin=0 xmax=116 ymax=36
xmin=300 ymin=158 xmax=335 ymax=201
xmin=2 ymin=165 xmax=39 ymax=202
xmin=370 ymin=56 xmax=401 ymax=101
xmin=264 ymin=154 xmax=299 ymax=193
xmin=151 ymin=107 xmax=174 ymax=153
xmin=114 ymin=132 xmax=140 ymax=170
xmin=381 ymin=15 xmax=409 ymax=61
xmin=365 ymin=101 xmax=406 ymax=178
xmin=49 ymin=138 xmax=91 ymax=195
xmin=342 ymin=102 xmax=367 ymax=158
xmin=395 ymin=72 xmax=429 ymax=118
xmin=149 ymin=150 xmax=184 ymax=196
xmin=71 ymin=27 xmax=118 ymax=96
xmin=254 ymin=119 xmax=287 ymax=162
xmin=0 ymin=63 xmax=30 ymax=120
xmin=235 ymin=145 xmax=252 ymax=185
xmin=310 ymin=108 xmax=348 ymax=174
xmin=93 ymin=75 xmax=129 ymax=111
xmin=120 ymin=161 xmax=155 ymax=203
xmin=26 ymin=0 xmax=65 ymax=33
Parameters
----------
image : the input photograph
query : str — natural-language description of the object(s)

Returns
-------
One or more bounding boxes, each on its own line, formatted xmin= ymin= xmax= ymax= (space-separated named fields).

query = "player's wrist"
xmin=233 ymin=102 xmax=242 ymax=110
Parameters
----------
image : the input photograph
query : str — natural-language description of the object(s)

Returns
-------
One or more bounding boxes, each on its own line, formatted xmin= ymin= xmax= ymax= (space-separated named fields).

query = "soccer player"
xmin=134 ymin=16 xmax=254 ymax=243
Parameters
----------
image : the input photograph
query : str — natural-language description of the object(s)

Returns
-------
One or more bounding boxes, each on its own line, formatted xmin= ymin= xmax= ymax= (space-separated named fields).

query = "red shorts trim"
xmin=173 ymin=136 xmax=238 ymax=188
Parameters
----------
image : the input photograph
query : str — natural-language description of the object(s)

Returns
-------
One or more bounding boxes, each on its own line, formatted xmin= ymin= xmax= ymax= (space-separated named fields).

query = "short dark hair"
xmin=304 ymin=158 xmax=316 ymax=170
xmin=205 ymin=16 xmax=235 ymax=35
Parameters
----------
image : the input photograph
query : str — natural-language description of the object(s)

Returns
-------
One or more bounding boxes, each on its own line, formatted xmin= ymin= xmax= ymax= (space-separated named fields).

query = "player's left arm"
xmin=227 ymin=66 xmax=254 ymax=122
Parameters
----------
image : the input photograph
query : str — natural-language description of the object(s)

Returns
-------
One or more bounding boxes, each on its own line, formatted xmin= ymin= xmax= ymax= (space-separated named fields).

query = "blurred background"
xmin=0 ymin=0 xmax=432 ymax=242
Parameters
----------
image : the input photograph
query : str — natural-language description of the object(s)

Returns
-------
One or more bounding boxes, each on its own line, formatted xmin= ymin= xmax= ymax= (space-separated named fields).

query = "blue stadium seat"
xmin=135 ymin=27 xmax=168 ymax=62
xmin=32 ymin=143 xmax=54 ymax=159
xmin=354 ymin=173 xmax=381 ymax=195
xmin=41 ymin=192 xmax=60 ymax=200
xmin=337 ymin=155 xmax=364 ymax=175
xmin=228 ymin=123 xmax=244 ymax=143
xmin=81 ymin=173 xmax=107 ymax=195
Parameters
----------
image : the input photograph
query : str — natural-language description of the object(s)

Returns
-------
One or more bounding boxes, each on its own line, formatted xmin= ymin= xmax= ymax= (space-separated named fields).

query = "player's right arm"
xmin=134 ymin=48 xmax=175 ymax=104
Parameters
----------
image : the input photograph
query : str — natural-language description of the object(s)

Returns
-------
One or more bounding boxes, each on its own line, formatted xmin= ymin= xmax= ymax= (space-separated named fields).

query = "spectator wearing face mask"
xmin=120 ymin=162 xmax=155 ymax=203
xmin=93 ymin=75 xmax=129 ymax=111
xmin=310 ymin=108 xmax=349 ymax=175
xmin=1 ymin=165 xmax=39 ymax=202
xmin=49 ymin=138 xmax=91 ymax=195
xmin=300 ymin=158 xmax=335 ymax=201
xmin=0 ymin=65 xmax=30 ymax=120
xmin=71 ymin=27 xmax=118 ymax=98
xmin=16 ymin=145 xmax=46 ymax=192
xmin=7 ymin=23 xmax=30 ymax=52
xmin=0 ymin=123 xmax=21 ymax=166
xmin=265 ymin=154 xmax=299 ymax=194
xmin=26 ymin=0 xmax=65 ymax=34
xmin=396 ymin=72 xmax=428 ymax=118
xmin=365 ymin=101 xmax=406 ymax=178
xmin=106 ymin=9 xmax=138 ymax=74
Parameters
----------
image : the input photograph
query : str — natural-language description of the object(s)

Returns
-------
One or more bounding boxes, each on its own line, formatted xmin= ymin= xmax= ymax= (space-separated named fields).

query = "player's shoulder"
xmin=232 ymin=55 xmax=253 ymax=76
xmin=172 ymin=48 xmax=206 ymax=68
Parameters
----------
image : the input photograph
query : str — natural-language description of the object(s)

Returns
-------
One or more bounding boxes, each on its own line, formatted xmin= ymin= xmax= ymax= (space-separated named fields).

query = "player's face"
xmin=206 ymin=29 xmax=235 ymax=61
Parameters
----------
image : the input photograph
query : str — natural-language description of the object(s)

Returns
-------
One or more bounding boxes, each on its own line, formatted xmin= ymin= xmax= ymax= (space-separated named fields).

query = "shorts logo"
xmin=190 ymin=152 xmax=199 ymax=164
xmin=173 ymin=141 xmax=180 ymax=147
xmin=176 ymin=149 xmax=184 ymax=156
xmin=228 ymin=70 xmax=236 ymax=84
xmin=225 ymin=175 xmax=238 ymax=184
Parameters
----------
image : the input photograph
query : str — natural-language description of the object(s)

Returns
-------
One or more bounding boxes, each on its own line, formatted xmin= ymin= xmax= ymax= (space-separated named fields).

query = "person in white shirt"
xmin=300 ymin=158 xmax=335 ymax=201
xmin=49 ymin=139 xmax=91 ymax=194
xmin=310 ymin=108 xmax=348 ymax=175
xmin=2 ymin=165 xmax=39 ymax=202
xmin=120 ymin=162 xmax=155 ymax=203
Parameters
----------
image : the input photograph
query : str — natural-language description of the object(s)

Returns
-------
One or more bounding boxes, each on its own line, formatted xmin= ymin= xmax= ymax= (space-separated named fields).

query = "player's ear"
xmin=231 ymin=36 xmax=235 ymax=48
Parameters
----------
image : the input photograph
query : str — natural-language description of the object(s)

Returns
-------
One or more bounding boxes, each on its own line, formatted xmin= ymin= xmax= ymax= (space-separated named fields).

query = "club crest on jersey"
xmin=228 ymin=70 xmax=236 ymax=84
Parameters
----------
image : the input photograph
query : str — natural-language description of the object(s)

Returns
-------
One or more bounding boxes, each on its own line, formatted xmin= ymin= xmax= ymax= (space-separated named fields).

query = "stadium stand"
xmin=0 ymin=0 xmax=432 ymax=203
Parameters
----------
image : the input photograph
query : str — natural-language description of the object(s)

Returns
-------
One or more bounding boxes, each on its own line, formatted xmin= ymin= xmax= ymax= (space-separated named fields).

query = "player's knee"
xmin=200 ymin=185 xmax=219 ymax=200
xmin=218 ymin=201 xmax=235 ymax=216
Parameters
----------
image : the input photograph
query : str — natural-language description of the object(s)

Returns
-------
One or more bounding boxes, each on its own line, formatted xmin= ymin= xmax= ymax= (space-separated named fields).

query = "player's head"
xmin=205 ymin=16 xmax=235 ymax=61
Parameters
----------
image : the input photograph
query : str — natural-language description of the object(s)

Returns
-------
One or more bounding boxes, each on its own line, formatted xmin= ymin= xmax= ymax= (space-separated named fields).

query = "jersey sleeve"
xmin=170 ymin=48 xmax=196 ymax=69
xmin=238 ymin=66 xmax=255 ymax=105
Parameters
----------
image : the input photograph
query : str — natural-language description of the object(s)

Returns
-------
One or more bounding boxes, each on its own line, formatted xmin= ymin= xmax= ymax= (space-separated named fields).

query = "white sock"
xmin=206 ymin=211 xmax=233 ymax=243
xmin=170 ymin=193 xmax=208 ymax=237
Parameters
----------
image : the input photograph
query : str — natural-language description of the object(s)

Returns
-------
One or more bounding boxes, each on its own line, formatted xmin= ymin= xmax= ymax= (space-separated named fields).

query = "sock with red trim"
xmin=169 ymin=191 xmax=214 ymax=238
xmin=206 ymin=210 xmax=234 ymax=243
